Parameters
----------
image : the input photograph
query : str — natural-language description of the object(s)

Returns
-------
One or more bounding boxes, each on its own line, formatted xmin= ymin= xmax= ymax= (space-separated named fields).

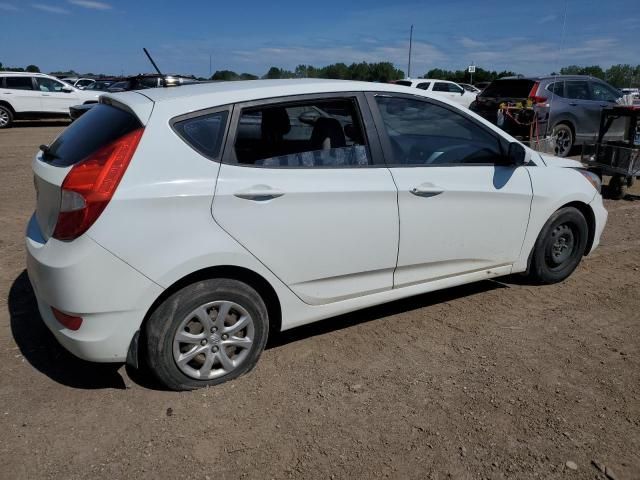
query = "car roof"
xmin=0 ymin=71 xmax=50 ymax=77
xmin=115 ymin=78 xmax=440 ymax=107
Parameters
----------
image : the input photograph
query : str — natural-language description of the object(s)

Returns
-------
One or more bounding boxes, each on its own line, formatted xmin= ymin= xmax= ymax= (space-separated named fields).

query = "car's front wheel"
xmin=145 ymin=279 xmax=269 ymax=391
xmin=527 ymin=207 xmax=588 ymax=284
xmin=0 ymin=105 xmax=13 ymax=129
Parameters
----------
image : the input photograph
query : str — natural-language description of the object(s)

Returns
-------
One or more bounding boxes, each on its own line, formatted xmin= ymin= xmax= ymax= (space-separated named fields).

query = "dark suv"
xmin=470 ymin=75 xmax=624 ymax=156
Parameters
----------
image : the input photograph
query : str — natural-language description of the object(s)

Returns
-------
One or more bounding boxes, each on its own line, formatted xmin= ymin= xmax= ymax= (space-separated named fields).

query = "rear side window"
xmin=5 ymin=76 xmax=34 ymax=90
xmin=481 ymin=79 xmax=536 ymax=98
xmin=395 ymin=81 xmax=412 ymax=87
xmin=417 ymin=82 xmax=430 ymax=90
xmin=44 ymin=104 xmax=141 ymax=167
xmin=173 ymin=111 xmax=229 ymax=160
xmin=547 ymin=81 xmax=565 ymax=97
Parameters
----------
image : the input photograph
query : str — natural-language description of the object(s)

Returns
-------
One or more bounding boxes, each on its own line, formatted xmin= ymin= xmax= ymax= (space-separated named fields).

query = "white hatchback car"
xmin=26 ymin=79 xmax=607 ymax=390
xmin=395 ymin=78 xmax=477 ymax=108
xmin=0 ymin=72 xmax=99 ymax=128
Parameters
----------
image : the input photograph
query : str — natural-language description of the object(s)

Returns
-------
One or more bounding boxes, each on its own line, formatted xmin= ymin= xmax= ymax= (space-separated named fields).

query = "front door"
xmin=35 ymin=77 xmax=80 ymax=114
xmin=368 ymin=93 xmax=533 ymax=287
xmin=213 ymin=94 xmax=399 ymax=305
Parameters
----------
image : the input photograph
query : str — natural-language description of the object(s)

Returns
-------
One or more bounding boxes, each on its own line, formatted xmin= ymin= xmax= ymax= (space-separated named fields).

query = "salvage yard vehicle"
xmin=0 ymin=72 xmax=99 ymax=128
xmin=26 ymin=79 xmax=607 ymax=390
xmin=394 ymin=78 xmax=477 ymax=108
xmin=470 ymin=75 xmax=624 ymax=157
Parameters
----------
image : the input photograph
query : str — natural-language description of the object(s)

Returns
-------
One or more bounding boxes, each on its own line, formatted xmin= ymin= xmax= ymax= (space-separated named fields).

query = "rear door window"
xmin=481 ymin=79 xmax=536 ymax=98
xmin=395 ymin=81 xmax=412 ymax=87
xmin=417 ymin=82 xmax=430 ymax=90
xmin=5 ymin=76 xmax=35 ymax=90
xmin=43 ymin=103 xmax=142 ymax=167
xmin=232 ymin=97 xmax=370 ymax=168
xmin=565 ymin=81 xmax=590 ymax=100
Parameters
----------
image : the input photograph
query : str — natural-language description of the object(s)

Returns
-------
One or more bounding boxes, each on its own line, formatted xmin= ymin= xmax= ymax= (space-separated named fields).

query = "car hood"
xmin=539 ymin=154 xmax=582 ymax=168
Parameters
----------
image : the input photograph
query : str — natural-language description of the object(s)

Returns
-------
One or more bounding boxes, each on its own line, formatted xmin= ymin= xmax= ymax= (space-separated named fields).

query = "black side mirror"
xmin=61 ymin=86 xmax=73 ymax=93
xmin=507 ymin=142 xmax=526 ymax=166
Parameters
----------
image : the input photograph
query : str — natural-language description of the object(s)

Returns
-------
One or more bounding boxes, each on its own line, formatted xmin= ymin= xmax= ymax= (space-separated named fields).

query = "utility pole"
xmin=209 ymin=54 xmax=212 ymax=78
xmin=407 ymin=25 xmax=413 ymax=79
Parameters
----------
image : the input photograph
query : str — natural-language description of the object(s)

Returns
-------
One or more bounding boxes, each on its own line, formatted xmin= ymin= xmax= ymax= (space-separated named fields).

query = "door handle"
xmin=234 ymin=186 xmax=285 ymax=201
xmin=41 ymin=94 xmax=51 ymax=97
xmin=410 ymin=186 xmax=444 ymax=198
xmin=568 ymin=102 xmax=578 ymax=106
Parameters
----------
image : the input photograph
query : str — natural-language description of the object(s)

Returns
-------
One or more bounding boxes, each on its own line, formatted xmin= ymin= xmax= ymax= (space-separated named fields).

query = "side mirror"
xmin=461 ymin=90 xmax=465 ymax=95
xmin=507 ymin=142 xmax=526 ymax=166
xmin=61 ymin=86 xmax=73 ymax=93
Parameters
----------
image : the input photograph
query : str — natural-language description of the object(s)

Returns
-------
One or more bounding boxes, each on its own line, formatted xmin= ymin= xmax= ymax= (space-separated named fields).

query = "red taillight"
xmin=52 ymin=308 xmax=83 ymax=331
xmin=528 ymin=81 xmax=548 ymax=104
xmin=53 ymin=128 xmax=144 ymax=241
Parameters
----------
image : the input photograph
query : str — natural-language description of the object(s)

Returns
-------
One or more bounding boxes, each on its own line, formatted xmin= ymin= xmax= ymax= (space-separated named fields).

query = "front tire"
xmin=527 ymin=207 xmax=588 ymax=284
xmin=0 ymin=105 xmax=13 ymax=129
xmin=145 ymin=279 xmax=269 ymax=391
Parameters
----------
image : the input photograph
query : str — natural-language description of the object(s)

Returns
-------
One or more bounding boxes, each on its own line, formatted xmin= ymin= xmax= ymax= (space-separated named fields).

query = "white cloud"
xmin=459 ymin=36 xmax=485 ymax=49
xmin=0 ymin=2 xmax=18 ymax=10
xmin=538 ymin=14 xmax=558 ymax=24
xmin=32 ymin=3 xmax=70 ymax=14
xmin=68 ymin=0 xmax=111 ymax=10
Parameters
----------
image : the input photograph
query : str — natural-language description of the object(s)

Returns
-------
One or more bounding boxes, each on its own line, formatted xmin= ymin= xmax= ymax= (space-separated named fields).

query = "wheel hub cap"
xmin=549 ymin=224 xmax=575 ymax=265
xmin=172 ymin=300 xmax=255 ymax=380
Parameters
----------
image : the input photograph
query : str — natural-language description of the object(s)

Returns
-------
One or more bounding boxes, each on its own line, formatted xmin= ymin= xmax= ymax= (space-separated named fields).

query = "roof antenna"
xmin=143 ymin=48 xmax=163 ymax=76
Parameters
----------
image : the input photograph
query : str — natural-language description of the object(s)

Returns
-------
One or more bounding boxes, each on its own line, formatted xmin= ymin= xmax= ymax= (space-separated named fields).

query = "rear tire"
xmin=608 ymin=175 xmax=627 ymax=200
xmin=145 ymin=279 xmax=269 ymax=391
xmin=552 ymin=123 xmax=573 ymax=158
xmin=0 ymin=105 xmax=13 ymax=129
xmin=527 ymin=207 xmax=588 ymax=284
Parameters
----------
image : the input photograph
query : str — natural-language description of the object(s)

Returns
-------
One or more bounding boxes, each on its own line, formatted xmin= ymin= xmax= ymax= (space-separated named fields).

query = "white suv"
xmin=26 ymin=79 xmax=607 ymax=390
xmin=395 ymin=78 xmax=477 ymax=108
xmin=0 ymin=72 xmax=99 ymax=128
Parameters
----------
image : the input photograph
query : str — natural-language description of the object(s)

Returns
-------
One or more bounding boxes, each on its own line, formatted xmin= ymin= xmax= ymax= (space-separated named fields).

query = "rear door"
xmin=367 ymin=93 xmax=532 ymax=287
xmin=2 ymin=75 xmax=41 ymax=112
xmin=213 ymin=93 xmax=399 ymax=305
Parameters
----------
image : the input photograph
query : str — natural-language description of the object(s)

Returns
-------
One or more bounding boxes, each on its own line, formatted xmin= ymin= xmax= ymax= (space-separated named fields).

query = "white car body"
xmin=26 ymin=79 xmax=606 ymax=369
xmin=0 ymin=72 xmax=99 ymax=121
xmin=396 ymin=78 xmax=477 ymax=108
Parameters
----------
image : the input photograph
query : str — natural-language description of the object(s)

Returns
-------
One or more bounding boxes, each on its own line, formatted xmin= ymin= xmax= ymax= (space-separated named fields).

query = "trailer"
xmin=582 ymin=105 xmax=640 ymax=199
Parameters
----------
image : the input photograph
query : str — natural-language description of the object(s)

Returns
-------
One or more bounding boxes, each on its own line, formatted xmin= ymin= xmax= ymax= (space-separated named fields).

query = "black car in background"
xmin=70 ymin=74 xmax=203 ymax=120
xmin=470 ymin=75 xmax=624 ymax=156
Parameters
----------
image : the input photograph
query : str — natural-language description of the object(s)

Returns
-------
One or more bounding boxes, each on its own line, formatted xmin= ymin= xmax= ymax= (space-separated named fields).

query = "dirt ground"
xmin=0 ymin=121 xmax=638 ymax=480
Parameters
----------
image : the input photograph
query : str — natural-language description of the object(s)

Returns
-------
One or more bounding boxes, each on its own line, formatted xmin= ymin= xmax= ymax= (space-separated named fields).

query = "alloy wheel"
xmin=0 ymin=109 xmax=9 ymax=128
xmin=553 ymin=126 xmax=572 ymax=157
xmin=172 ymin=300 xmax=255 ymax=380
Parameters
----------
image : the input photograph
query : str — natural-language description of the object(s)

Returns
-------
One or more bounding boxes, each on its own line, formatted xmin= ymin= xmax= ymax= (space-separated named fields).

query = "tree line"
xmin=3 ymin=60 xmax=639 ymax=88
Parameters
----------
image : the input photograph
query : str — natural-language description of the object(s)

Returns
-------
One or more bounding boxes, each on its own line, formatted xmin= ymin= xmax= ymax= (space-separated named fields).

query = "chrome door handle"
xmin=234 ymin=186 xmax=285 ymax=201
xmin=41 ymin=94 xmax=51 ymax=97
xmin=568 ymin=102 xmax=578 ymax=106
xmin=410 ymin=187 xmax=443 ymax=198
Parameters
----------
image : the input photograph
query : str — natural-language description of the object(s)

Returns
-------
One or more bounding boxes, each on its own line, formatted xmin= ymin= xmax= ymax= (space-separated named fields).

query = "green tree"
xmin=605 ymin=64 xmax=636 ymax=88
xmin=239 ymin=73 xmax=259 ymax=80
xmin=211 ymin=70 xmax=239 ymax=81
xmin=25 ymin=64 xmax=40 ymax=73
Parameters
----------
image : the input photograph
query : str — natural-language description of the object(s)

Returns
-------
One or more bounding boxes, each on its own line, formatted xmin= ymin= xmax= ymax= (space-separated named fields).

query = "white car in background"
xmin=395 ymin=78 xmax=477 ymax=108
xmin=61 ymin=77 xmax=96 ymax=89
xmin=27 ymin=79 xmax=606 ymax=390
xmin=0 ymin=72 xmax=99 ymax=128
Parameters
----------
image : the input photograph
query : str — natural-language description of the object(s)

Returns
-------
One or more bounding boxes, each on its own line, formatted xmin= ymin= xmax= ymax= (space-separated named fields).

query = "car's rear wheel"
xmin=607 ymin=175 xmax=628 ymax=200
xmin=552 ymin=123 xmax=573 ymax=158
xmin=527 ymin=207 xmax=588 ymax=284
xmin=145 ymin=279 xmax=269 ymax=391
xmin=0 ymin=105 xmax=13 ymax=129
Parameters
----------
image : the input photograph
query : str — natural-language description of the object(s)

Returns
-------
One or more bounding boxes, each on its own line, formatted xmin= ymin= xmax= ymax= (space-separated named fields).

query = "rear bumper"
xmin=25 ymin=214 xmax=163 ymax=362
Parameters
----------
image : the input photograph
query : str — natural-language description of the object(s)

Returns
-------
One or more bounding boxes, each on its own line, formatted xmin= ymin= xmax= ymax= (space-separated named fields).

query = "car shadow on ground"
xmin=9 ymin=269 xmax=507 ymax=391
xmin=8 ymin=270 xmax=126 ymax=390
xmin=12 ymin=120 xmax=71 ymax=128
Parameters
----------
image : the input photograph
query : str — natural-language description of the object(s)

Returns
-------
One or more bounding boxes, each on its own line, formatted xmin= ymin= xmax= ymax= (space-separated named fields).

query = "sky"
xmin=0 ymin=0 xmax=638 ymax=78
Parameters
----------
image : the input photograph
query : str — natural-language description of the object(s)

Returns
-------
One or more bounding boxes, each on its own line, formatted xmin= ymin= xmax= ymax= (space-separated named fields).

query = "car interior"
xmin=233 ymin=99 xmax=369 ymax=167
